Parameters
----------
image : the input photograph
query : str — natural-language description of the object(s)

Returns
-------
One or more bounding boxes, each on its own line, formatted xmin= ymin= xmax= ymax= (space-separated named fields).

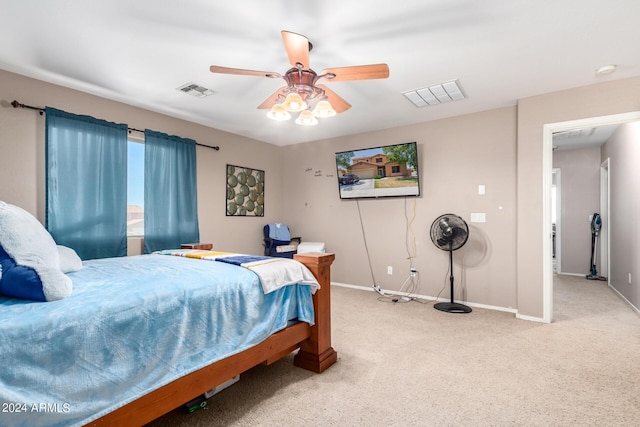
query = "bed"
xmin=0 ymin=204 xmax=336 ymax=427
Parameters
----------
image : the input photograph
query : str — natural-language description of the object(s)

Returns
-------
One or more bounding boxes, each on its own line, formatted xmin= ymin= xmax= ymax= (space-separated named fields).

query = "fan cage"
xmin=429 ymin=214 xmax=469 ymax=252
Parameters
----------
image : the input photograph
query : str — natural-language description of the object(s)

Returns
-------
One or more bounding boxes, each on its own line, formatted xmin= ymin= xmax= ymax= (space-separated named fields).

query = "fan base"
xmin=434 ymin=302 xmax=472 ymax=314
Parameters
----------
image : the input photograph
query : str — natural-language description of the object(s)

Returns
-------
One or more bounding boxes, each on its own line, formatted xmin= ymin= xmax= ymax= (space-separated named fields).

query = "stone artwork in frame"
xmin=226 ymin=164 xmax=265 ymax=216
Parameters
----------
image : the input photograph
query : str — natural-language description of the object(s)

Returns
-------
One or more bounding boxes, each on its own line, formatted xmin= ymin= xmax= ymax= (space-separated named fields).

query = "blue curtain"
xmin=143 ymin=129 xmax=199 ymax=253
xmin=46 ymin=107 xmax=128 ymax=260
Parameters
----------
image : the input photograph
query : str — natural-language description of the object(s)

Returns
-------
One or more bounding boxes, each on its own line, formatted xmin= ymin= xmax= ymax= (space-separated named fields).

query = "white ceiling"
xmin=1 ymin=1 xmax=639 ymax=146
xmin=553 ymin=123 xmax=620 ymax=151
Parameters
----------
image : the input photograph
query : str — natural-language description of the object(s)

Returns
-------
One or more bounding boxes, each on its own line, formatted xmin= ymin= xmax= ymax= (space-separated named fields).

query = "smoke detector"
xmin=596 ymin=65 xmax=616 ymax=76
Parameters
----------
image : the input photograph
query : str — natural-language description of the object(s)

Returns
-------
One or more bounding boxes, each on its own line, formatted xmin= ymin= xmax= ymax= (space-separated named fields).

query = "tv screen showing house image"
xmin=335 ymin=141 xmax=420 ymax=199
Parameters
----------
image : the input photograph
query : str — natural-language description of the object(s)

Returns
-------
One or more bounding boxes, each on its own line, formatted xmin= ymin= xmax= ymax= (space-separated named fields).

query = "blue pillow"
xmin=0 ymin=201 xmax=72 ymax=302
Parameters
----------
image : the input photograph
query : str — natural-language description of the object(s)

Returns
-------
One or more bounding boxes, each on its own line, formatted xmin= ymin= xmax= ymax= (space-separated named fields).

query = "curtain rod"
xmin=11 ymin=100 xmax=220 ymax=151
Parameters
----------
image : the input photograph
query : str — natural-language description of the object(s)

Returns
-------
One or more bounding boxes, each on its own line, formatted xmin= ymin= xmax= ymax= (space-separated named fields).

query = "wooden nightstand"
xmin=180 ymin=243 xmax=213 ymax=250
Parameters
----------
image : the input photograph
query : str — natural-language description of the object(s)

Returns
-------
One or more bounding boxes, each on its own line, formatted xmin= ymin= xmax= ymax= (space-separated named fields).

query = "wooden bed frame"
xmin=87 ymin=252 xmax=336 ymax=426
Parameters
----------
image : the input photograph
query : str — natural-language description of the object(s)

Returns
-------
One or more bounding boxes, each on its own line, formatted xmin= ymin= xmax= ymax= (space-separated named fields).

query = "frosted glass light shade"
xmin=312 ymin=100 xmax=336 ymax=118
xmin=283 ymin=92 xmax=308 ymax=112
xmin=295 ymin=110 xmax=318 ymax=126
xmin=266 ymin=104 xmax=291 ymax=121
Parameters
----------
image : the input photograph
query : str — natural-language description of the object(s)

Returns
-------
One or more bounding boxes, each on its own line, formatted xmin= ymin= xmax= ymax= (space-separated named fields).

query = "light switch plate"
xmin=470 ymin=213 xmax=486 ymax=223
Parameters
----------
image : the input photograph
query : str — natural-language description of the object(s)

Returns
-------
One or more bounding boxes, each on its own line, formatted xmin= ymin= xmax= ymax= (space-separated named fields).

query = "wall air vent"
xmin=177 ymin=82 xmax=214 ymax=98
xmin=403 ymin=79 xmax=466 ymax=108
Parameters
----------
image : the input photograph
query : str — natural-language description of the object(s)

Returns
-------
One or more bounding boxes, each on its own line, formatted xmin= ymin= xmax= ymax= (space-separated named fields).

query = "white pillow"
xmin=0 ymin=201 xmax=72 ymax=301
xmin=58 ymin=245 xmax=83 ymax=273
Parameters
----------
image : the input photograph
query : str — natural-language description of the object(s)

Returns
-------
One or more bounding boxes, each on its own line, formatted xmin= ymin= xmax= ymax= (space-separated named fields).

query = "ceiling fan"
xmin=209 ymin=30 xmax=389 ymax=125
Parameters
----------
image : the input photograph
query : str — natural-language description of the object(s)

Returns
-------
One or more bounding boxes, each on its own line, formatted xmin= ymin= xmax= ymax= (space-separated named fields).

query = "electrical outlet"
xmin=387 ymin=266 xmax=393 ymax=275
xmin=629 ymin=273 xmax=632 ymax=285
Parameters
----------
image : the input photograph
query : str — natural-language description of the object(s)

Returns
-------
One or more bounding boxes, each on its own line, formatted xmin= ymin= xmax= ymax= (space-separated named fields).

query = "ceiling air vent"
xmin=403 ymin=79 xmax=466 ymax=108
xmin=552 ymin=128 xmax=595 ymax=139
xmin=177 ymin=82 xmax=214 ymax=98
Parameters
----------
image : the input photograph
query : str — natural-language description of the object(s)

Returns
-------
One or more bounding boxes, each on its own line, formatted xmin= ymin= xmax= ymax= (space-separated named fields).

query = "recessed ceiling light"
xmin=595 ymin=65 xmax=616 ymax=76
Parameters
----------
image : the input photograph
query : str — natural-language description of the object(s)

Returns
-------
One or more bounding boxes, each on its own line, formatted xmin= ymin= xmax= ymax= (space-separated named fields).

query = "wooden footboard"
xmin=86 ymin=252 xmax=335 ymax=426
xmin=293 ymin=252 xmax=338 ymax=373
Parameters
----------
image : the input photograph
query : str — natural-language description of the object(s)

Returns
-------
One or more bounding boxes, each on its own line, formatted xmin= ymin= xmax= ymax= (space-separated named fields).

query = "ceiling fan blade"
xmin=281 ymin=30 xmax=310 ymax=69
xmin=210 ymin=65 xmax=280 ymax=78
xmin=317 ymin=84 xmax=351 ymax=113
xmin=321 ymin=64 xmax=389 ymax=82
xmin=257 ymin=87 xmax=287 ymax=109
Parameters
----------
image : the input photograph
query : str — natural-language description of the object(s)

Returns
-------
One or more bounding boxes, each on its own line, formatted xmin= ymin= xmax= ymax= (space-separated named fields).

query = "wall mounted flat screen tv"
xmin=335 ymin=141 xmax=420 ymax=199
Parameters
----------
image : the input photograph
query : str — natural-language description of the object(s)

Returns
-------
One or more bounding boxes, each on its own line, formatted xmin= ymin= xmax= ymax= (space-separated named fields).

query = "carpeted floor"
xmin=148 ymin=275 xmax=640 ymax=426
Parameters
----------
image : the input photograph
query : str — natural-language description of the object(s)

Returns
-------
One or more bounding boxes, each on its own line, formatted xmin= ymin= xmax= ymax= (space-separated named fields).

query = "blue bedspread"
xmin=0 ymin=254 xmax=315 ymax=427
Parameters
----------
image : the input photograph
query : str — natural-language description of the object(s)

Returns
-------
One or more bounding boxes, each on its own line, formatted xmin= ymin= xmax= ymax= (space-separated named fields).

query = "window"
xmin=392 ymin=165 xmax=400 ymax=173
xmin=46 ymin=106 xmax=197 ymax=255
xmin=127 ymin=139 xmax=145 ymax=236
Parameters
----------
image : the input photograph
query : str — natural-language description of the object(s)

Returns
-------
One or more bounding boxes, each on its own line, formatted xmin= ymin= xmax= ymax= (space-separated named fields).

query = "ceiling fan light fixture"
xmin=295 ymin=110 xmax=318 ymax=126
xmin=312 ymin=100 xmax=336 ymax=118
xmin=266 ymin=103 xmax=291 ymax=121
xmin=282 ymin=92 xmax=308 ymax=112
xmin=209 ymin=31 xmax=389 ymax=126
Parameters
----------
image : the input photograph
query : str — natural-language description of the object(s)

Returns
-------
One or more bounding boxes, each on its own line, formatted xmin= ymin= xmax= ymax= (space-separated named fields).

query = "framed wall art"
xmin=226 ymin=164 xmax=265 ymax=216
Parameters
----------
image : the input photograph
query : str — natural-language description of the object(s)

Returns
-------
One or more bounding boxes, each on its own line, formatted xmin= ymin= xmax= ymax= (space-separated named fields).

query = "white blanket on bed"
xmin=240 ymin=257 xmax=319 ymax=294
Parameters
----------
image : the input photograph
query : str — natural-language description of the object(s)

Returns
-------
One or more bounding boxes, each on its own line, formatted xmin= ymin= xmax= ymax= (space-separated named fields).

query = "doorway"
xmin=542 ymin=111 xmax=640 ymax=323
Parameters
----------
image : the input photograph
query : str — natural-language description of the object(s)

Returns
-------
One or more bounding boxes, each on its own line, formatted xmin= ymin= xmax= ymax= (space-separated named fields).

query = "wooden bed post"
xmin=293 ymin=252 xmax=337 ymax=373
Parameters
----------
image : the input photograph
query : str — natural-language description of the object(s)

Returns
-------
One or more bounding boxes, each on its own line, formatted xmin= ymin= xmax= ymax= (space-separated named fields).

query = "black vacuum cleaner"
xmin=586 ymin=212 xmax=607 ymax=281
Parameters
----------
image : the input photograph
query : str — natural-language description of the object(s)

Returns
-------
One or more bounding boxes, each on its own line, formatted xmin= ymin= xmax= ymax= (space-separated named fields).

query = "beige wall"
xmin=0 ymin=69 xmax=283 ymax=256
xmin=517 ymin=76 xmax=640 ymax=318
xmin=553 ymin=146 xmax=601 ymax=275
xmin=282 ymin=107 xmax=518 ymax=310
xmin=602 ymin=121 xmax=640 ymax=308
xmin=2 ymin=67 xmax=640 ymax=318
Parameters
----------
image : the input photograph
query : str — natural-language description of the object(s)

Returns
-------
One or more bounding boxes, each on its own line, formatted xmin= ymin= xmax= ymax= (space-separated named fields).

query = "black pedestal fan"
xmin=430 ymin=214 xmax=472 ymax=313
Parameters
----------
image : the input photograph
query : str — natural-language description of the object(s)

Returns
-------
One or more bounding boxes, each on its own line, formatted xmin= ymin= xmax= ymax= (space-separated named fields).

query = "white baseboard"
xmin=556 ymin=272 xmax=586 ymax=277
xmin=516 ymin=313 xmax=546 ymax=323
xmin=331 ymin=282 xmax=374 ymax=292
xmin=608 ymin=283 xmax=640 ymax=315
xmin=331 ymin=282 xmax=518 ymax=316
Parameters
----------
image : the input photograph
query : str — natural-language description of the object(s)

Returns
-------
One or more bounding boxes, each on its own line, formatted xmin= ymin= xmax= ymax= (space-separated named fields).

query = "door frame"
xmin=552 ymin=168 xmax=561 ymax=274
xmin=542 ymin=111 xmax=640 ymax=323
xmin=600 ymin=157 xmax=610 ymax=281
